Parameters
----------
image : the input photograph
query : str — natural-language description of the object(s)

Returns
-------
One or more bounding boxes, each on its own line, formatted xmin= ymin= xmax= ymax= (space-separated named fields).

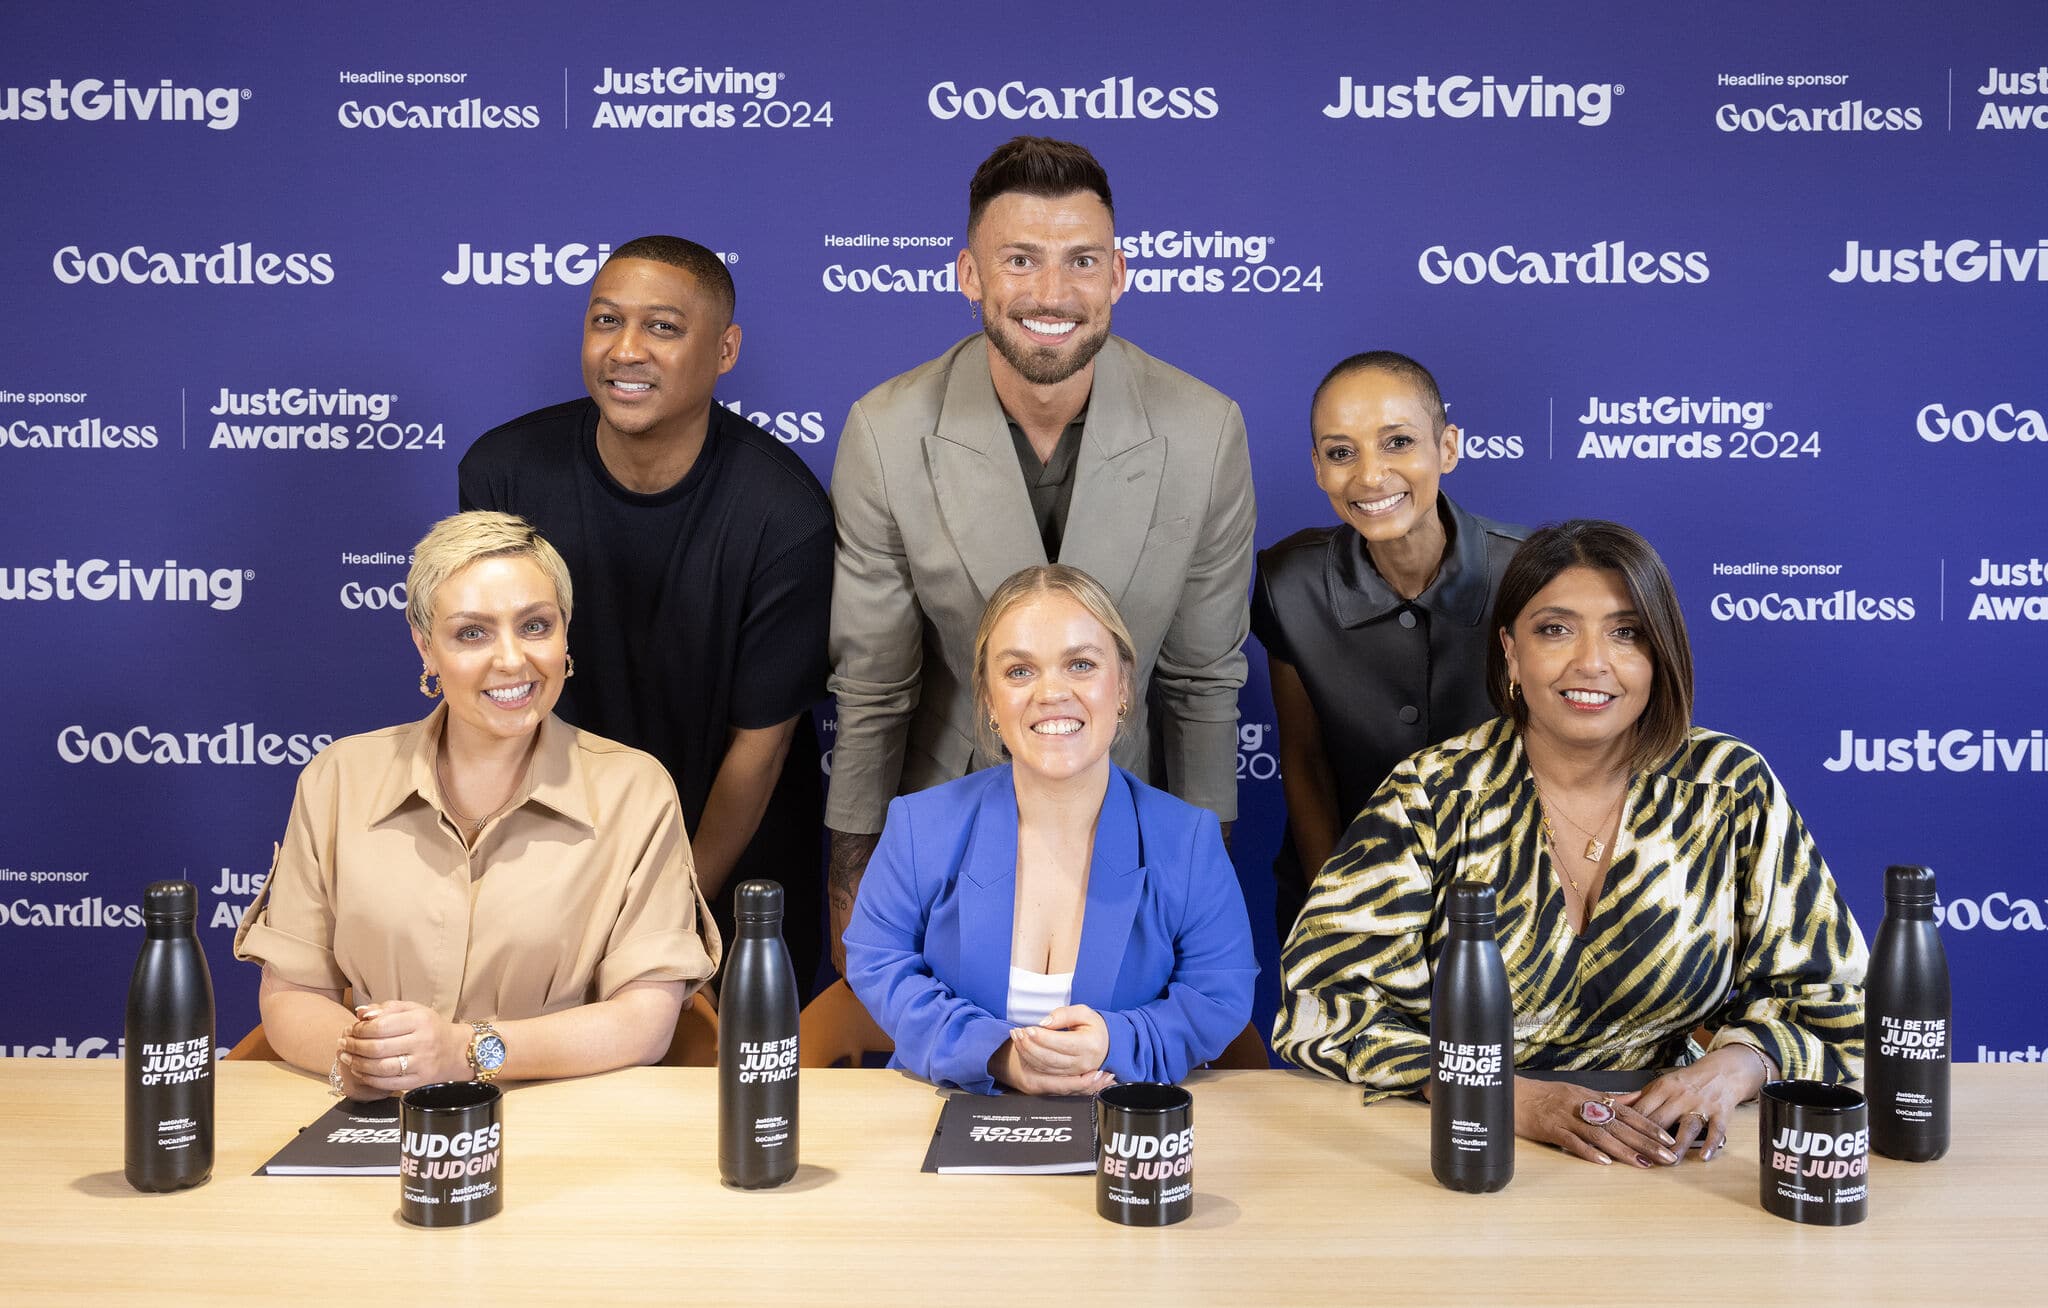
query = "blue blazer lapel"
xmin=1071 ymin=768 xmax=1146 ymax=1008
xmin=957 ymin=767 xmax=1020 ymax=1018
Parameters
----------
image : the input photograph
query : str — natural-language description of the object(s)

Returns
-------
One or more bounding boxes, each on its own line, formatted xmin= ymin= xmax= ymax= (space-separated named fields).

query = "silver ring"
xmin=398 ymin=1053 xmax=409 ymax=1075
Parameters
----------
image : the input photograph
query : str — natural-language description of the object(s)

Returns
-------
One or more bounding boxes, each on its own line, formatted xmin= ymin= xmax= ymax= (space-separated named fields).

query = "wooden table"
xmin=2 ymin=1061 xmax=2040 ymax=1306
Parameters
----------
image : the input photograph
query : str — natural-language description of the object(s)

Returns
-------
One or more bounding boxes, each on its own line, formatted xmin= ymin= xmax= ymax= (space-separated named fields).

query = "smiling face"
xmin=580 ymin=257 xmax=740 ymax=448
xmin=413 ymin=555 xmax=569 ymax=751
xmin=982 ymin=592 xmax=1129 ymax=787
xmin=958 ymin=189 xmax=1125 ymax=389
xmin=1311 ymin=365 xmax=1460 ymax=549
xmin=1499 ymin=565 xmax=1655 ymax=764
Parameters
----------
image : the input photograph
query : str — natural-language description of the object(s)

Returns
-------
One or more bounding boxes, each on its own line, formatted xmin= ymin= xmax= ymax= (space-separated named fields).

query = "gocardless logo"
xmin=52 ymin=243 xmax=334 ymax=286
xmin=0 ymin=897 xmax=142 ymax=928
xmin=721 ymin=400 xmax=826 ymax=446
xmin=820 ymin=261 xmax=957 ymax=294
xmin=1709 ymin=590 xmax=1915 ymax=622
xmin=57 ymin=722 xmax=334 ymax=766
xmin=3 ymin=417 xmax=157 ymax=451
xmin=1712 ymin=71 xmax=1921 ymax=133
xmin=1936 ymin=892 xmax=2048 ymax=932
xmin=1916 ymin=402 xmax=2046 ymax=444
xmin=338 ymin=99 xmax=540 ymax=129
xmin=1419 ymin=242 xmax=1707 ymax=285
xmin=928 ymin=77 xmax=1217 ymax=121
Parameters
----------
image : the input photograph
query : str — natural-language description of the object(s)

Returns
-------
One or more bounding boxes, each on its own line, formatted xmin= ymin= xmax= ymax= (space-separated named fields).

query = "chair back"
xmin=1204 ymin=1021 xmax=1272 ymax=1070
xmin=224 ymin=1025 xmax=279 ymax=1061
xmin=661 ymin=989 xmax=720 ymax=1067
xmin=798 ymin=979 xmax=892 ymax=1069
xmin=226 ymin=986 xmax=356 ymax=1061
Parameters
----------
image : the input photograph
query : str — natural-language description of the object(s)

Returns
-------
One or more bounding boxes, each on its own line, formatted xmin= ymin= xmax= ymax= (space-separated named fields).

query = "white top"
xmin=1005 ymin=966 xmax=1076 ymax=1028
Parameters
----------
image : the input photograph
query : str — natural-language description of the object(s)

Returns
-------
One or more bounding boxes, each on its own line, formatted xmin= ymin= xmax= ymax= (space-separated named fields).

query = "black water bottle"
xmin=1867 ymin=864 xmax=1950 ymax=1161
xmin=718 ymin=879 xmax=800 ymax=1188
xmin=1430 ymin=881 xmax=1514 ymax=1192
xmin=124 ymin=879 xmax=215 ymax=1192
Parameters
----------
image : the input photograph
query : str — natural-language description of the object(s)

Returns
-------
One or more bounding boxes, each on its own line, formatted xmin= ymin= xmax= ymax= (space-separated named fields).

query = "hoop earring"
xmin=1507 ymin=679 xmax=1520 ymax=702
xmin=419 ymin=670 xmax=442 ymax=699
xmin=986 ymin=714 xmax=999 ymax=734
xmin=1117 ymin=700 xmax=1129 ymax=719
xmin=565 ymin=653 xmax=576 ymax=679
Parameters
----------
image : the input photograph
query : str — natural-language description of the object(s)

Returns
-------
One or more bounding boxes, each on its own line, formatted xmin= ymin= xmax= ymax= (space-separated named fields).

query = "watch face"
xmin=476 ymin=1033 xmax=507 ymax=1072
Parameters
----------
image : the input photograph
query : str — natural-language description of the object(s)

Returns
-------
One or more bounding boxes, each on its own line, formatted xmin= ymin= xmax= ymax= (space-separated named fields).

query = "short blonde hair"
xmin=405 ymin=511 xmax=574 ymax=640
xmin=971 ymin=564 xmax=1138 ymax=760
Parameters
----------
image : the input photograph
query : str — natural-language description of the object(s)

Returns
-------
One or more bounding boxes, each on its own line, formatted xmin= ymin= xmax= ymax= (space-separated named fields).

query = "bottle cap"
xmin=142 ymin=879 xmax=198 ymax=923
xmin=1884 ymin=864 xmax=1938 ymax=906
xmin=734 ymin=879 xmax=785 ymax=924
xmin=1446 ymin=880 xmax=1498 ymax=925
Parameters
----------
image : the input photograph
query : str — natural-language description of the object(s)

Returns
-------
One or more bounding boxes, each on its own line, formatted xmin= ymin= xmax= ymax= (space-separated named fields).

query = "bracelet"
xmin=327 ymin=1057 xmax=345 ymax=1098
xmin=1727 ymin=1040 xmax=1777 ymax=1085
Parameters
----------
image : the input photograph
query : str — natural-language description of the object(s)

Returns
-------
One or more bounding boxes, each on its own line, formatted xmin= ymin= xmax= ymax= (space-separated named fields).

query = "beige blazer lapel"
xmin=1059 ymin=339 xmax=1162 ymax=608
xmin=924 ymin=337 xmax=1047 ymax=601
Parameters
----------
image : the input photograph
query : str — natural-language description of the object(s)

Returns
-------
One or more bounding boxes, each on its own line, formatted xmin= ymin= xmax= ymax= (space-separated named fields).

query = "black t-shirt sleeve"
xmin=728 ymin=518 xmax=834 ymax=731
xmin=1250 ymin=551 xmax=1297 ymax=666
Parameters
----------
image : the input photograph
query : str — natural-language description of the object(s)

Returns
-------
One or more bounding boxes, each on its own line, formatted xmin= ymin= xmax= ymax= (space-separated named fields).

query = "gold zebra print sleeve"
xmin=1271 ymin=756 xmax=1444 ymax=1096
xmin=1702 ymin=742 xmax=1868 ymax=1082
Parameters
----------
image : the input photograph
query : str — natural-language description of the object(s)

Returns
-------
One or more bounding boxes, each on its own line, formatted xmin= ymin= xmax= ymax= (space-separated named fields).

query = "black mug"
xmin=400 ymin=1081 xmax=504 ymax=1227
xmin=1095 ymin=1083 xmax=1193 ymax=1226
xmin=1759 ymin=1080 xmax=1868 ymax=1226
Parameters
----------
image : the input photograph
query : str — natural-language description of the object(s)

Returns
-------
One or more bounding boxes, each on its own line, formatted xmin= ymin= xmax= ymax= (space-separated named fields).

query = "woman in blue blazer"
xmin=845 ymin=565 xmax=1257 ymax=1095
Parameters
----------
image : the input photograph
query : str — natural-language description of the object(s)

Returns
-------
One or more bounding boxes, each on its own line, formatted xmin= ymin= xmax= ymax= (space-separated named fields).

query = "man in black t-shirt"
xmin=460 ymin=235 xmax=832 ymax=995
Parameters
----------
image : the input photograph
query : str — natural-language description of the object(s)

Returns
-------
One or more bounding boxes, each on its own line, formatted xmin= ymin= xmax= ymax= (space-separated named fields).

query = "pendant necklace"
xmin=1532 ymin=775 xmax=1628 ymax=872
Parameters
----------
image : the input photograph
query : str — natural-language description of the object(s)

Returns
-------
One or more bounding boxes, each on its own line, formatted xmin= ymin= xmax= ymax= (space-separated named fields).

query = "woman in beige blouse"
xmin=236 ymin=511 xmax=720 ymax=1099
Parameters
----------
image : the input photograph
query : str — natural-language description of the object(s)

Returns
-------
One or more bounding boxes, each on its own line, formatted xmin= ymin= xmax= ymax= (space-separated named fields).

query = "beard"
xmin=982 ymin=312 xmax=1112 ymax=386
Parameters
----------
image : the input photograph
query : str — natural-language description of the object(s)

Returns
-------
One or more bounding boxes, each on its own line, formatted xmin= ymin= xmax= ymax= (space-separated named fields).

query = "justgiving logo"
xmin=0 ymin=78 xmax=246 ymax=129
xmin=1 ymin=559 xmax=245 ymax=610
xmin=1322 ymin=75 xmax=1615 ymax=125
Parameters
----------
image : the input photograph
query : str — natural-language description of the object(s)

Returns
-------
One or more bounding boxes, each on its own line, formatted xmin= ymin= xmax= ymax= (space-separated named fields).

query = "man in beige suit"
xmin=825 ymin=136 xmax=1256 ymax=968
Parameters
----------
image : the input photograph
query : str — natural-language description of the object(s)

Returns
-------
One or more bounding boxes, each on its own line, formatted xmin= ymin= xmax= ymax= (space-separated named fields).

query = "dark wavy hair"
xmin=1485 ymin=520 xmax=1694 ymax=772
xmin=967 ymin=137 xmax=1113 ymax=236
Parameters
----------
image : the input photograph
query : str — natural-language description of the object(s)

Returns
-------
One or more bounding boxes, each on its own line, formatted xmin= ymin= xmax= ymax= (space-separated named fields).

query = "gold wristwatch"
xmin=467 ymin=1020 xmax=507 ymax=1083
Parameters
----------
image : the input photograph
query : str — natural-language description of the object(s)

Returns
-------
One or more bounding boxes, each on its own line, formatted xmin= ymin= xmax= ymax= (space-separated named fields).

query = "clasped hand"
xmin=989 ymin=1004 xmax=1114 ymax=1096
xmin=1515 ymin=1046 xmax=1762 ymax=1166
xmin=334 ymin=1000 xmax=471 ymax=1099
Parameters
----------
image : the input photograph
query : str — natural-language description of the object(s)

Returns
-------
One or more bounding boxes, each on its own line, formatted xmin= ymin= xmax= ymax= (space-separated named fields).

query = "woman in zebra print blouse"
xmin=1274 ymin=520 xmax=1867 ymax=1167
